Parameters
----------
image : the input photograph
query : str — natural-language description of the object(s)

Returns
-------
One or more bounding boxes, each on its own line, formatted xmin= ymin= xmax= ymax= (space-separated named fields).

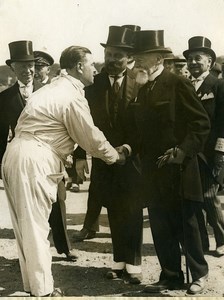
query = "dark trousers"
xmin=149 ymin=201 xmax=208 ymax=281
xmin=107 ymin=205 xmax=143 ymax=265
xmin=48 ymin=184 xmax=71 ymax=254
xmin=198 ymin=160 xmax=224 ymax=248
xmin=83 ymin=182 xmax=101 ymax=232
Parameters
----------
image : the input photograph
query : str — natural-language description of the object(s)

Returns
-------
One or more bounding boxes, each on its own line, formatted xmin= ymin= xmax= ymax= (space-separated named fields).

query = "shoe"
xmin=186 ymin=274 xmax=208 ymax=295
xmin=49 ymin=288 xmax=64 ymax=297
xmin=144 ymin=278 xmax=184 ymax=293
xmin=65 ymin=249 xmax=78 ymax=261
xmin=66 ymin=182 xmax=72 ymax=190
xmin=215 ymin=245 xmax=224 ymax=257
xmin=33 ymin=288 xmax=64 ymax=297
xmin=126 ymin=272 xmax=142 ymax=284
xmin=106 ymin=269 xmax=124 ymax=279
xmin=73 ymin=228 xmax=96 ymax=242
xmin=70 ymin=183 xmax=80 ymax=193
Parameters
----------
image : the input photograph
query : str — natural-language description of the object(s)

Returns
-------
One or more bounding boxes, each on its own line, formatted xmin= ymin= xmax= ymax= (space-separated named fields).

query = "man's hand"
xmin=157 ymin=147 xmax=186 ymax=168
xmin=75 ymin=159 xmax=89 ymax=181
xmin=65 ymin=154 xmax=73 ymax=168
xmin=115 ymin=145 xmax=130 ymax=165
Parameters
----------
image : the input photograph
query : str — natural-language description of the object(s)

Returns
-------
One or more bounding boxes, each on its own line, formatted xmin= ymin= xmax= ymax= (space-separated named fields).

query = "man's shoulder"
xmin=0 ymin=83 xmax=18 ymax=102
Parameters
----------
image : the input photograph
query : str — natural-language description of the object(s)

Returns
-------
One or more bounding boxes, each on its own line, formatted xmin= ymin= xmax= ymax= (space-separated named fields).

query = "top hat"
xmin=6 ymin=40 xmax=36 ymax=66
xmin=34 ymin=51 xmax=54 ymax=66
xmin=121 ymin=25 xmax=141 ymax=32
xmin=100 ymin=26 xmax=135 ymax=49
xmin=183 ymin=36 xmax=216 ymax=64
xmin=133 ymin=30 xmax=172 ymax=54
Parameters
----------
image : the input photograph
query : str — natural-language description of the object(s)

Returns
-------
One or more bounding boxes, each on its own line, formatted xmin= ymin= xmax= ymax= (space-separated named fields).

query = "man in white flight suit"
xmin=1 ymin=46 xmax=126 ymax=297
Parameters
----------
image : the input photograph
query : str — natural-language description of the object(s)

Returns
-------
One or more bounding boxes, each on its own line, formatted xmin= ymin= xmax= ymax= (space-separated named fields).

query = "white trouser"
xmin=2 ymin=137 xmax=64 ymax=296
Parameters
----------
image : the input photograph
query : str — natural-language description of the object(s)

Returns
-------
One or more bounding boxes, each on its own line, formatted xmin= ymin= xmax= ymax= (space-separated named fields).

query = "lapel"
xmin=124 ymin=69 xmax=138 ymax=108
xmin=196 ymin=73 xmax=217 ymax=100
xmin=10 ymin=82 xmax=26 ymax=110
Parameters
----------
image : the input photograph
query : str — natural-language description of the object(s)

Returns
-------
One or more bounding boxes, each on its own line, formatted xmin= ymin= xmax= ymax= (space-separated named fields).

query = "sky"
xmin=0 ymin=0 xmax=224 ymax=65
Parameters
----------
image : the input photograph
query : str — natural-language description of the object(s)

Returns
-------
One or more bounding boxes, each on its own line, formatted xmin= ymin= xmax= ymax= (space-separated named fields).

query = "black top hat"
xmin=133 ymin=30 xmax=172 ymax=54
xmin=100 ymin=26 xmax=134 ymax=49
xmin=122 ymin=25 xmax=141 ymax=32
xmin=34 ymin=51 xmax=54 ymax=66
xmin=183 ymin=36 xmax=216 ymax=64
xmin=6 ymin=40 xmax=36 ymax=66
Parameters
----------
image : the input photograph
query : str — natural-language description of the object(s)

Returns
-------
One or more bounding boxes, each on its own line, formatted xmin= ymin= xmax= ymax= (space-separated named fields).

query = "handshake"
xmin=115 ymin=145 xmax=130 ymax=165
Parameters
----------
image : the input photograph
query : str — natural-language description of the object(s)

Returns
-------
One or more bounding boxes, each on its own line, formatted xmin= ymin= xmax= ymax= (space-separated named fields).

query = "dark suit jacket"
xmin=84 ymin=69 xmax=143 ymax=208
xmin=0 ymin=79 xmax=43 ymax=163
xmin=196 ymin=73 xmax=224 ymax=167
xmin=129 ymin=69 xmax=211 ymax=205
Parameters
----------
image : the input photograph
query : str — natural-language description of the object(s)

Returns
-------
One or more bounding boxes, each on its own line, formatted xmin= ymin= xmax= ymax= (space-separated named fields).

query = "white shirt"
xmin=191 ymin=70 xmax=210 ymax=91
xmin=18 ymin=80 xmax=33 ymax=100
xmin=15 ymin=74 xmax=118 ymax=164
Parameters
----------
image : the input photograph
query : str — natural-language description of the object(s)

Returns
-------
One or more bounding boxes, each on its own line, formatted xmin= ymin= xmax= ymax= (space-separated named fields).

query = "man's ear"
xmin=76 ymin=61 xmax=83 ymax=74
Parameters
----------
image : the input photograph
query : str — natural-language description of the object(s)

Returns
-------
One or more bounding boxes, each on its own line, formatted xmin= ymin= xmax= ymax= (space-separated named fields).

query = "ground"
xmin=1 ymin=168 xmax=224 ymax=298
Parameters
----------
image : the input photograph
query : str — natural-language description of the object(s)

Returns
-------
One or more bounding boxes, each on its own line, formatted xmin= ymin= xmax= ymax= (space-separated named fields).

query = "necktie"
xmin=111 ymin=75 xmax=120 ymax=94
xmin=110 ymin=75 xmax=121 ymax=127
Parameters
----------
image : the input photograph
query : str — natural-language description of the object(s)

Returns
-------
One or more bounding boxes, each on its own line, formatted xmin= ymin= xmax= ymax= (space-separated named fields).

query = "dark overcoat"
xmin=85 ymin=69 xmax=142 ymax=209
xmin=196 ymin=74 xmax=224 ymax=170
xmin=128 ymin=69 xmax=211 ymax=208
xmin=0 ymin=79 xmax=42 ymax=163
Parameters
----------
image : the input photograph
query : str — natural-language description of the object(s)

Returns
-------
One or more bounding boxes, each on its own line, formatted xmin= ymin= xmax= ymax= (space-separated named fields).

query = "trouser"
xmin=49 ymin=190 xmax=71 ymax=254
xmin=149 ymin=201 xmax=208 ymax=281
xmin=107 ymin=205 xmax=143 ymax=266
xmin=83 ymin=182 xmax=101 ymax=232
xmin=198 ymin=160 xmax=224 ymax=248
xmin=2 ymin=137 xmax=63 ymax=296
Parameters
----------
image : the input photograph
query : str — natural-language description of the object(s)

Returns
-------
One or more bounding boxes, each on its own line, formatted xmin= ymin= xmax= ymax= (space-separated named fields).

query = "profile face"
xmin=104 ymin=46 xmax=130 ymax=75
xmin=186 ymin=51 xmax=212 ymax=78
xmin=11 ymin=61 xmax=35 ymax=85
xmin=80 ymin=53 xmax=97 ymax=86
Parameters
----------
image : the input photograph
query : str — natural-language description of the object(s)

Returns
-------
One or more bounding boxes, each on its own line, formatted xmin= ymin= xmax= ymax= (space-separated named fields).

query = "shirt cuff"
xmin=123 ymin=144 xmax=132 ymax=157
xmin=215 ymin=138 xmax=224 ymax=152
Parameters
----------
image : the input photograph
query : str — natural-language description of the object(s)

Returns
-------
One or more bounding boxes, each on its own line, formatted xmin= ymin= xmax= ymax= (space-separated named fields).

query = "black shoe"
xmin=73 ymin=228 xmax=96 ymax=242
xmin=186 ymin=274 xmax=208 ymax=295
xmin=106 ymin=269 xmax=124 ymax=279
xmin=65 ymin=249 xmax=78 ymax=261
xmin=125 ymin=272 xmax=142 ymax=284
xmin=144 ymin=274 xmax=184 ymax=293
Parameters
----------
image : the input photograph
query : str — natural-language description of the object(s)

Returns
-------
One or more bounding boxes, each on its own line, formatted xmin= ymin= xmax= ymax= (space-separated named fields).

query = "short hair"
xmin=60 ymin=46 xmax=91 ymax=69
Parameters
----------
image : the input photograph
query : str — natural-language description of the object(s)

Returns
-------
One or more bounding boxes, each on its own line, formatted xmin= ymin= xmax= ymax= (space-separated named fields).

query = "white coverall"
xmin=2 ymin=74 xmax=118 ymax=296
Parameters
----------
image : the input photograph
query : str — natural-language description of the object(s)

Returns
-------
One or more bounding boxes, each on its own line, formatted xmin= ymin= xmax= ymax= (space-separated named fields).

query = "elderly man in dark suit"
xmin=0 ymin=41 xmax=42 ymax=168
xmin=75 ymin=25 xmax=143 ymax=283
xmin=183 ymin=36 xmax=224 ymax=257
xmin=128 ymin=30 xmax=210 ymax=295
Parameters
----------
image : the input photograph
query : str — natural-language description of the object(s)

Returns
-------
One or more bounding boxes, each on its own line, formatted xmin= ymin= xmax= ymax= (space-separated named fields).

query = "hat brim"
xmin=183 ymin=48 xmax=216 ymax=64
xmin=133 ymin=47 xmax=173 ymax=55
xmin=6 ymin=57 xmax=38 ymax=66
xmin=100 ymin=43 xmax=134 ymax=50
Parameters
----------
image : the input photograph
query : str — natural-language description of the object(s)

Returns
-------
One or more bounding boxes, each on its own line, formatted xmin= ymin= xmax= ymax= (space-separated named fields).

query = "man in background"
xmin=184 ymin=36 xmax=224 ymax=257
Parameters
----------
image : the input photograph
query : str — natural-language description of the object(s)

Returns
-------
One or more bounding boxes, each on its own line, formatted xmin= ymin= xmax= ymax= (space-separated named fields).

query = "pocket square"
xmin=201 ymin=92 xmax=214 ymax=100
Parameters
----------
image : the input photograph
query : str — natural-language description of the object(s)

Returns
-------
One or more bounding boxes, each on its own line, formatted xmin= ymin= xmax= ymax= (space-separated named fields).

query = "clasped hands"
xmin=115 ymin=145 xmax=129 ymax=165
xmin=157 ymin=147 xmax=186 ymax=168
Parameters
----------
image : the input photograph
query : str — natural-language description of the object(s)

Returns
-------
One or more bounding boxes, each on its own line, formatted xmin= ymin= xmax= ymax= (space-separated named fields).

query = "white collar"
xmin=191 ymin=70 xmax=210 ymax=82
xmin=148 ymin=65 xmax=164 ymax=81
xmin=17 ymin=80 xmax=33 ymax=87
xmin=42 ymin=76 xmax=49 ymax=84
xmin=61 ymin=74 xmax=85 ymax=90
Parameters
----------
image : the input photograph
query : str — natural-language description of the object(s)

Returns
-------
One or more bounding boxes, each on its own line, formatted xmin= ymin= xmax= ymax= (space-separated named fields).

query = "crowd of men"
xmin=0 ymin=25 xmax=224 ymax=297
